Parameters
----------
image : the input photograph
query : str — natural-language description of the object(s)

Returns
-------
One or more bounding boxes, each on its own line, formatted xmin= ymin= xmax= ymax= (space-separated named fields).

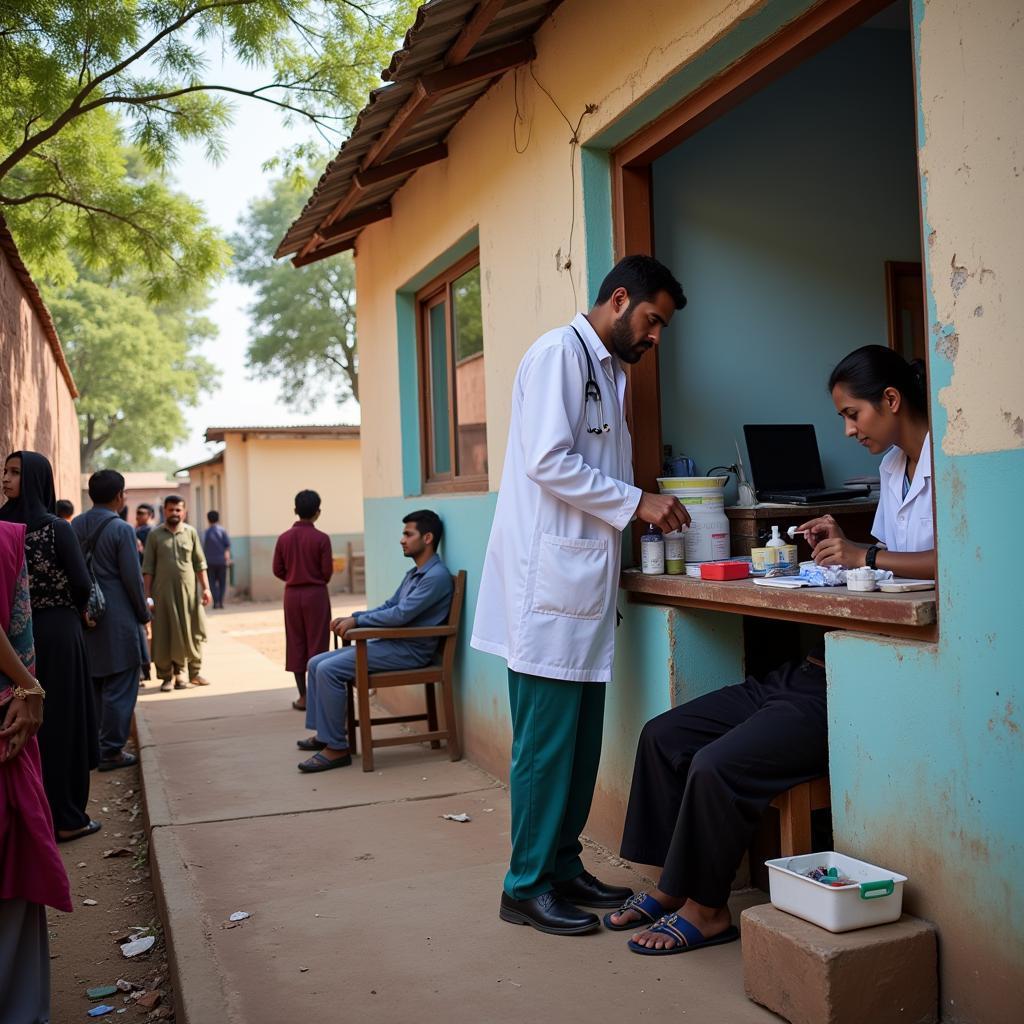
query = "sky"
xmin=168 ymin=52 xmax=359 ymax=470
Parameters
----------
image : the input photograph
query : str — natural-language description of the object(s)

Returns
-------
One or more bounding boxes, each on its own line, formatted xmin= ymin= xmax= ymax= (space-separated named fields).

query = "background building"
xmin=184 ymin=425 xmax=363 ymax=600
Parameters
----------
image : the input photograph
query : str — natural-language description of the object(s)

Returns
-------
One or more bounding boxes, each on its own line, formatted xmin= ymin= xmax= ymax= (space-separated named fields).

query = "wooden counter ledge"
xmin=620 ymin=568 xmax=937 ymax=641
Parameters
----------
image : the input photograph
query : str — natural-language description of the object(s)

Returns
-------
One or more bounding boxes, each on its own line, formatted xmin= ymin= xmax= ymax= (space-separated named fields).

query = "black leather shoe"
xmin=499 ymin=891 xmax=600 ymax=935
xmin=553 ymin=870 xmax=634 ymax=909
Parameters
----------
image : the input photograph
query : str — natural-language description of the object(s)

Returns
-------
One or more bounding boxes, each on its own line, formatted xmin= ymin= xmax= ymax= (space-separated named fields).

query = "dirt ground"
xmin=207 ymin=597 xmax=365 ymax=679
xmin=46 ymin=598 xmax=362 ymax=1020
xmin=49 ymin=754 xmax=174 ymax=1021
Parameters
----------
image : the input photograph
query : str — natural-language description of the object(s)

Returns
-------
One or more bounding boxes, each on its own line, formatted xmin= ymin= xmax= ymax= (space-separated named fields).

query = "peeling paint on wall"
xmin=918 ymin=0 xmax=1024 ymax=455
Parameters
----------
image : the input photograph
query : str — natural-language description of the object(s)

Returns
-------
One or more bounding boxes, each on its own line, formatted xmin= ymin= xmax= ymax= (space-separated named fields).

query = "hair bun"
xmin=909 ymin=358 xmax=926 ymax=382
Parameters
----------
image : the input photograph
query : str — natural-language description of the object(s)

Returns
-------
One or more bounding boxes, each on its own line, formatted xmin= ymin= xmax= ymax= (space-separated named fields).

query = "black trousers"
xmin=620 ymin=657 xmax=828 ymax=908
xmin=208 ymin=564 xmax=227 ymax=607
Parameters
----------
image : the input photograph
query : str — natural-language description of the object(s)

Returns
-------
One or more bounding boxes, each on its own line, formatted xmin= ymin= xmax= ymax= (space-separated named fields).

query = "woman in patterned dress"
xmin=1 ymin=451 xmax=99 ymax=840
xmin=0 ymin=518 xmax=73 ymax=1021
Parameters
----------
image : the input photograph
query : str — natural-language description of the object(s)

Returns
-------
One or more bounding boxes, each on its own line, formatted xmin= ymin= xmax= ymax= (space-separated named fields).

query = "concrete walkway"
xmin=136 ymin=603 xmax=779 ymax=1023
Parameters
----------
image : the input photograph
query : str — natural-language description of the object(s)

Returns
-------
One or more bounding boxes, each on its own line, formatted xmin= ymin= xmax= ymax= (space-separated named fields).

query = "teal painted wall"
xmin=653 ymin=27 xmax=921 ymax=494
xmin=824 ymin=5 xmax=1024 ymax=1012
xmin=362 ymin=493 xmax=511 ymax=772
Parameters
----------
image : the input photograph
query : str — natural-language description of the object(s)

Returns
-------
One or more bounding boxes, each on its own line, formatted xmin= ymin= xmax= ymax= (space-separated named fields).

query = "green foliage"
xmin=48 ymin=277 xmax=219 ymax=472
xmin=452 ymin=264 xmax=483 ymax=362
xmin=230 ymin=164 xmax=358 ymax=403
xmin=0 ymin=0 xmax=421 ymax=295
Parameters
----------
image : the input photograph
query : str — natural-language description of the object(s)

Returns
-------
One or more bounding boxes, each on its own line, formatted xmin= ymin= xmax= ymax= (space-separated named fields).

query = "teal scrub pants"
xmin=503 ymin=669 xmax=607 ymax=899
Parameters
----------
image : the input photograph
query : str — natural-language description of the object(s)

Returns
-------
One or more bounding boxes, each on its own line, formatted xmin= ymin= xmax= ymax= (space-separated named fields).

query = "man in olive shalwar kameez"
xmin=142 ymin=496 xmax=212 ymax=692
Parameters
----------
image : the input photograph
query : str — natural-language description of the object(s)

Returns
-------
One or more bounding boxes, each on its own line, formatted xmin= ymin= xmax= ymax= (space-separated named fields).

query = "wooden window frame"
xmin=416 ymin=248 xmax=488 ymax=495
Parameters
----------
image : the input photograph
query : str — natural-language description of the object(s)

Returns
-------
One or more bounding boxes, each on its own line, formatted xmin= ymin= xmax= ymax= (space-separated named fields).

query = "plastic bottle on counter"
xmin=766 ymin=524 xmax=795 ymax=572
xmin=664 ymin=530 xmax=686 ymax=574
xmin=641 ymin=524 xmax=665 ymax=575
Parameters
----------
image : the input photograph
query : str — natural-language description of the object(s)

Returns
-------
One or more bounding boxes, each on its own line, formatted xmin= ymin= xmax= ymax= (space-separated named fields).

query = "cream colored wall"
xmin=355 ymin=0 xmax=765 ymax=498
xmin=917 ymin=0 xmax=1024 ymax=455
xmin=186 ymin=466 xmax=220 ymax=529
xmin=220 ymin=435 xmax=364 ymax=537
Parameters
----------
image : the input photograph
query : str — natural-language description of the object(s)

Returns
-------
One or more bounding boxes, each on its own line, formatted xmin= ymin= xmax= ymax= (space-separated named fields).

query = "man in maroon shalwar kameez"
xmin=273 ymin=490 xmax=333 ymax=710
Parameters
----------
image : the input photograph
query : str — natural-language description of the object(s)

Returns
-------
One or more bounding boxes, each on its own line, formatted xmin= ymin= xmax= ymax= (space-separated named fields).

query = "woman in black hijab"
xmin=1 ymin=451 xmax=100 ymax=840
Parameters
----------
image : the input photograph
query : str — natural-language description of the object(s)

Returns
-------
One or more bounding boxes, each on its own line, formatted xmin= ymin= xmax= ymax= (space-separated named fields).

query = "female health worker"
xmin=608 ymin=344 xmax=934 ymax=955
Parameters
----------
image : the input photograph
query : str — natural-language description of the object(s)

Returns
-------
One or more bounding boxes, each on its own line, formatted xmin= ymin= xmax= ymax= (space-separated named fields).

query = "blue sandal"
xmin=297 ymin=751 xmax=352 ymax=773
xmin=627 ymin=913 xmax=739 ymax=955
xmin=602 ymin=891 xmax=666 ymax=931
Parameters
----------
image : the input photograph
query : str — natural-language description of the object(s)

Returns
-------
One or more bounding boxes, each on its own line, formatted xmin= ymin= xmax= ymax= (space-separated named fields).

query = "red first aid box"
xmin=700 ymin=561 xmax=750 ymax=581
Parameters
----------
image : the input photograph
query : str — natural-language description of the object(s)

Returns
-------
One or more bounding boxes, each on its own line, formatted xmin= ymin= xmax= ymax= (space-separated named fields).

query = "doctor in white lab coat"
xmin=472 ymin=255 xmax=690 ymax=936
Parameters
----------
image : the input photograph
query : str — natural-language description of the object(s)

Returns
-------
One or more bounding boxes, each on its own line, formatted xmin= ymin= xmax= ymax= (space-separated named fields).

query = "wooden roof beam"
xmin=420 ymin=38 xmax=535 ymax=96
xmin=320 ymin=202 xmax=393 ymax=241
xmin=298 ymin=39 xmax=535 ymax=263
xmin=359 ymin=40 xmax=535 ymax=173
xmin=292 ymin=203 xmax=392 ymax=266
xmin=354 ymin=143 xmax=449 ymax=188
xmin=446 ymin=0 xmax=507 ymax=66
xmin=292 ymin=235 xmax=355 ymax=267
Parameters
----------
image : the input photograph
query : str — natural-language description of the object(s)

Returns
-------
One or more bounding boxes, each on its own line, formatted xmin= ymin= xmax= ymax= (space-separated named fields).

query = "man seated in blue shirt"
xmin=296 ymin=510 xmax=453 ymax=773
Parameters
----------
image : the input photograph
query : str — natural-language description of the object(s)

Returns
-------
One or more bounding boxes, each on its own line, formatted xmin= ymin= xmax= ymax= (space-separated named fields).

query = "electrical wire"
xmin=513 ymin=64 xmax=596 ymax=309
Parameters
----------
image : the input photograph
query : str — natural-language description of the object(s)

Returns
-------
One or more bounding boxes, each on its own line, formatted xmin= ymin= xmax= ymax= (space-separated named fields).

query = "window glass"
xmin=428 ymin=299 xmax=452 ymax=476
xmin=452 ymin=265 xmax=487 ymax=478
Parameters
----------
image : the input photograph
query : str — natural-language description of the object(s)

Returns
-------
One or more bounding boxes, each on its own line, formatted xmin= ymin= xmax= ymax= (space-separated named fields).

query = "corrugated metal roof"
xmin=276 ymin=0 xmax=562 ymax=263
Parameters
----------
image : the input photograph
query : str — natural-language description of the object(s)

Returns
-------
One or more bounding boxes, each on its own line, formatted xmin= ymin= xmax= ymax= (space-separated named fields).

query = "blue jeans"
xmin=304 ymin=642 xmax=435 ymax=750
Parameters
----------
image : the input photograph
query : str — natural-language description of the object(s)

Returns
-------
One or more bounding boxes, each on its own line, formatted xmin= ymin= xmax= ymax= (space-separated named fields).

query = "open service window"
xmin=416 ymin=249 xmax=487 ymax=493
xmin=611 ymin=0 xmax=938 ymax=644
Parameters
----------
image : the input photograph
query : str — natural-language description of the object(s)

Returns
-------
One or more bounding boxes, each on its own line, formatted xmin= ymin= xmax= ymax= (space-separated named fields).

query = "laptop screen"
xmin=743 ymin=424 xmax=827 ymax=492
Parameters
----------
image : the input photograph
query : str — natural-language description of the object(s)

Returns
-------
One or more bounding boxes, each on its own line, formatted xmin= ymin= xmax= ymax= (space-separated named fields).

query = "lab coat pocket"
xmin=530 ymin=533 xmax=609 ymax=620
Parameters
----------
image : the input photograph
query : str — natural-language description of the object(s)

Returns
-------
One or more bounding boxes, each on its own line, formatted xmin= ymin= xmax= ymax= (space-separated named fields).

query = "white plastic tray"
xmin=765 ymin=851 xmax=907 ymax=932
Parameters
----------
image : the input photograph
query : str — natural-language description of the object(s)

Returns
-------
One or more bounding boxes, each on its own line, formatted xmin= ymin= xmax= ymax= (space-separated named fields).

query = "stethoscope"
xmin=570 ymin=325 xmax=610 ymax=435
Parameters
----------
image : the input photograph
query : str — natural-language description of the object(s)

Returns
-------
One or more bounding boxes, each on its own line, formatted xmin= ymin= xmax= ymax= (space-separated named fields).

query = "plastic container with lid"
xmin=656 ymin=476 xmax=730 ymax=563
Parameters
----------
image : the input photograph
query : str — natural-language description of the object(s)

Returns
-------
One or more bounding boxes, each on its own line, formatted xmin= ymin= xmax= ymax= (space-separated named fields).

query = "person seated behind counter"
xmin=606 ymin=344 xmax=934 ymax=955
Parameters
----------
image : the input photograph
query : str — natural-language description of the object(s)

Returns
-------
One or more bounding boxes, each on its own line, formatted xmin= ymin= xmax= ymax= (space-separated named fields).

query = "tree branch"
xmin=0 ymin=190 xmax=185 ymax=268
xmin=0 ymin=0 xmax=382 ymax=180
xmin=86 ymin=82 xmax=346 ymax=127
xmin=0 ymin=0 xmax=256 ymax=180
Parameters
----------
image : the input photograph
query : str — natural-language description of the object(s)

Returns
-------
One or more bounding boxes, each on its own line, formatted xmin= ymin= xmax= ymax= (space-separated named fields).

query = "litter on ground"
xmin=119 ymin=936 xmax=156 ymax=958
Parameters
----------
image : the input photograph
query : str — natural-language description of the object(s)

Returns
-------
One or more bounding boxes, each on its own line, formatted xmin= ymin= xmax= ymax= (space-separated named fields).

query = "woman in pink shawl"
xmin=0 ymin=519 xmax=71 ymax=1023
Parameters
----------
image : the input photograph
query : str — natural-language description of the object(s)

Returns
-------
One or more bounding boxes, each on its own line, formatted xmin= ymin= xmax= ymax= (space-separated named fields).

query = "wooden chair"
xmin=346 ymin=541 xmax=366 ymax=594
xmin=771 ymin=775 xmax=831 ymax=856
xmin=342 ymin=570 xmax=465 ymax=772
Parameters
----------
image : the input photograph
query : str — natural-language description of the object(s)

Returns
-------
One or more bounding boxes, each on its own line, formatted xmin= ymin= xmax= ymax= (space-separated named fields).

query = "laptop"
xmin=743 ymin=424 xmax=871 ymax=504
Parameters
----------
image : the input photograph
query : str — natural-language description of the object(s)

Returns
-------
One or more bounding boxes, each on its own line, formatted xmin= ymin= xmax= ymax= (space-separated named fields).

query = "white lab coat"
xmin=872 ymin=432 xmax=934 ymax=553
xmin=471 ymin=313 xmax=641 ymax=682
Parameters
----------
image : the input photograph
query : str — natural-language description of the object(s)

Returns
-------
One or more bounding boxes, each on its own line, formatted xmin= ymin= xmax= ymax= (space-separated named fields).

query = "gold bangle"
xmin=12 ymin=681 xmax=45 ymax=700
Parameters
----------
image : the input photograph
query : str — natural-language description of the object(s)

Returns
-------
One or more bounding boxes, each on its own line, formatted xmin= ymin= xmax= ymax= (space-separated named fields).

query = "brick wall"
xmin=0 ymin=221 xmax=80 ymax=502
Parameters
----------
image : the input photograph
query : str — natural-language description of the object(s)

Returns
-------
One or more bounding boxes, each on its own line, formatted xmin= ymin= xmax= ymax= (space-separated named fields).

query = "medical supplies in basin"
xmin=765 ymin=851 xmax=907 ymax=933
xmin=656 ymin=476 xmax=730 ymax=562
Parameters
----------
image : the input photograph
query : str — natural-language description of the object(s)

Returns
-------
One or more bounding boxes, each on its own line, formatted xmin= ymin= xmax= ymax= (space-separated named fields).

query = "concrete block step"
xmin=741 ymin=904 xmax=937 ymax=1024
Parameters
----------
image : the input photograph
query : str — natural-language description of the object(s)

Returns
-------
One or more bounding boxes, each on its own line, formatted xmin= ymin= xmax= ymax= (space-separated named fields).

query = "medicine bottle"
xmin=641 ymin=524 xmax=665 ymax=575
